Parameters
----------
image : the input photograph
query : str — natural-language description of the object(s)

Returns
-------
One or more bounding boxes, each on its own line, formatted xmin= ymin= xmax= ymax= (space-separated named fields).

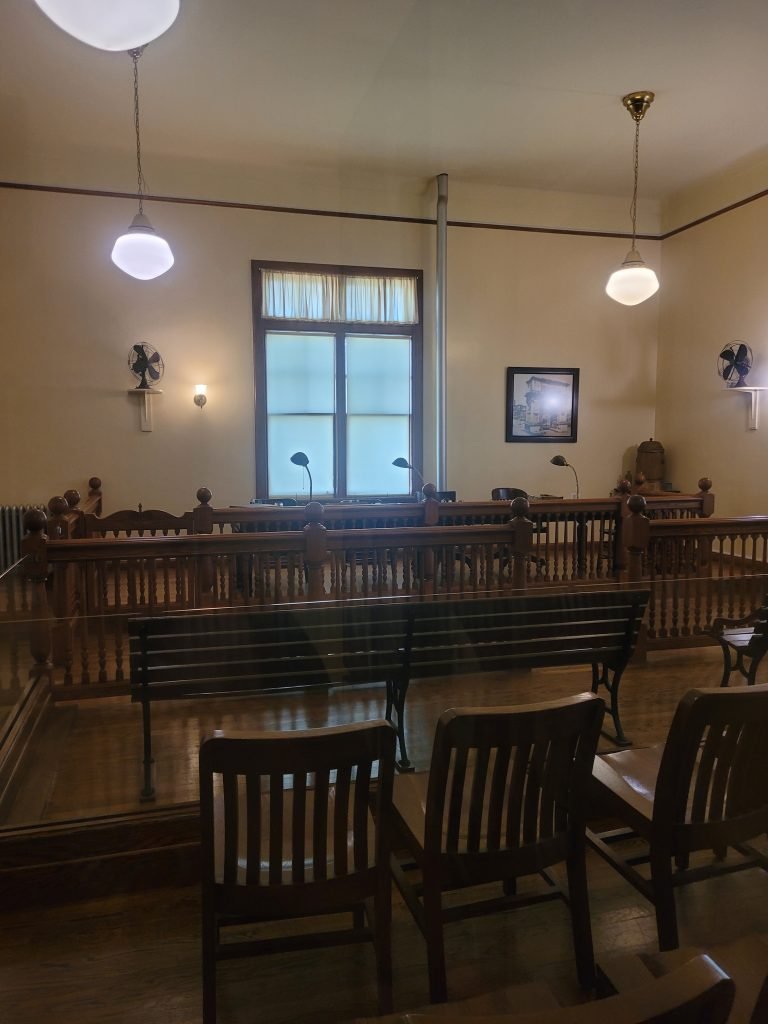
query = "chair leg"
xmin=503 ymin=877 xmax=517 ymax=896
xmin=372 ymin=886 xmax=394 ymax=1014
xmin=566 ymin=845 xmax=596 ymax=990
xmin=650 ymin=853 xmax=679 ymax=951
xmin=202 ymin=908 xmax=217 ymax=1024
xmin=422 ymin=879 xmax=448 ymax=1003
xmin=353 ymin=905 xmax=365 ymax=929
xmin=719 ymin=644 xmax=733 ymax=687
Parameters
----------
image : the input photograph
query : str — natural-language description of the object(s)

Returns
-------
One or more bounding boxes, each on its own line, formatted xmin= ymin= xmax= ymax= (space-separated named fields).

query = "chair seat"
xmin=392 ymin=771 xmax=430 ymax=851
xmin=590 ymin=747 xmax=661 ymax=834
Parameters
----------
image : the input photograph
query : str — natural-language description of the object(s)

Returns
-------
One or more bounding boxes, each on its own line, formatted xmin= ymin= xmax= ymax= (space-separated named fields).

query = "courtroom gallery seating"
xmin=382 ymin=694 xmax=605 ymax=1003
xmin=588 ymin=685 xmax=768 ymax=952
xmin=199 ymin=720 xmax=397 ymax=1023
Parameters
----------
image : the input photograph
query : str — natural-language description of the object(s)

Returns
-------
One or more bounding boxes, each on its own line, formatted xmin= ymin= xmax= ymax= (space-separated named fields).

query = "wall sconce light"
xmin=194 ymin=384 xmax=207 ymax=409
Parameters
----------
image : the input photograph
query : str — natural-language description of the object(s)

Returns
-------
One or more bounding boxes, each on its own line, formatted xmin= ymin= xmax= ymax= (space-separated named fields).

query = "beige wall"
xmin=656 ymin=199 xmax=768 ymax=516
xmin=448 ymin=228 xmax=659 ymax=500
xmin=2 ymin=180 xmax=661 ymax=511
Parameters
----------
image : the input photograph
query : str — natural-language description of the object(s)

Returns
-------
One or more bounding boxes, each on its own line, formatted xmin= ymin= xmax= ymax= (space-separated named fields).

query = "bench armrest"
xmin=712 ymin=605 xmax=768 ymax=633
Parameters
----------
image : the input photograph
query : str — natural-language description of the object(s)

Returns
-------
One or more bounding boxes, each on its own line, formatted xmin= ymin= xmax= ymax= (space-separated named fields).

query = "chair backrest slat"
xmin=423 ymin=695 xmax=603 ymax=857
xmin=223 ymin=771 xmax=239 ymax=885
xmin=200 ymin=721 xmax=395 ymax=895
xmin=268 ymin=773 xmax=284 ymax=885
xmin=245 ymin=774 xmax=262 ymax=885
xmin=312 ymin=768 xmax=330 ymax=882
xmin=506 ymin=741 xmax=532 ymax=850
xmin=486 ymin=744 xmax=512 ymax=852
xmin=291 ymin=771 xmax=307 ymax=884
xmin=333 ymin=765 xmax=352 ymax=877
xmin=654 ymin=685 xmax=768 ymax=841
xmin=353 ymin=759 xmax=372 ymax=872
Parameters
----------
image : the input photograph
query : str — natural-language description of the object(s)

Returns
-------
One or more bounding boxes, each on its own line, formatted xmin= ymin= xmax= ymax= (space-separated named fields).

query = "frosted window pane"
xmin=268 ymin=415 xmax=334 ymax=497
xmin=266 ymin=333 xmax=335 ymax=414
xmin=346 ymin=336 xmax=411 ymax=414
xmin=347 ymin=416 xmax=411 ymax=496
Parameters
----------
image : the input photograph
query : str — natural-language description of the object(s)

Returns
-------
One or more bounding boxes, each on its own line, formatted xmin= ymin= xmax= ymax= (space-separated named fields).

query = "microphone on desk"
xmin=392 ymin=457 xmax=425 ymax=496
xmin=290 ymin=451 xmax=313 ymax=503
xmin=550 ymin=455 xmax=580 ymax=499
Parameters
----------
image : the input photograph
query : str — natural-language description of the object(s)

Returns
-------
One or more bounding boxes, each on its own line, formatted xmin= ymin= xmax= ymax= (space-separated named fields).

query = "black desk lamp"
xmin=550 ymin=454 xmax=579 ymax=498
xmin=290 ymin=451 xmax=313 ymax=502
xmin=392 ymin=457 xmax=425 ymax=494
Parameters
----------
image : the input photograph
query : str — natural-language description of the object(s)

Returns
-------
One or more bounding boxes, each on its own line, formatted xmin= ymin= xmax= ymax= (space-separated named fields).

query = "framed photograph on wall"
xmin=505 ymin=367 xmax=579 ymax=443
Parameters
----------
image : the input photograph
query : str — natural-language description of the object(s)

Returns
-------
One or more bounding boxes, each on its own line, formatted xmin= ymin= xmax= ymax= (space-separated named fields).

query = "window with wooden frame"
xmin=252 ymin=261 xmax=423 ymax=500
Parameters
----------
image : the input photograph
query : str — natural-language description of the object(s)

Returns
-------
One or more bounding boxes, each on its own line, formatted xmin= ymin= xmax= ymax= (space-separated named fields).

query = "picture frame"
xmin=505 ymin=367 xmax=579 ymax=443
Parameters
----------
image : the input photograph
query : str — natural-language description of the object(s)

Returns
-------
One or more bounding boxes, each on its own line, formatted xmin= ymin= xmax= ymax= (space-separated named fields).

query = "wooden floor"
xmin=2 ymin=644 xmax=768 ymax=1022
xmin=4 ymin=645 xmax=728 ymax=825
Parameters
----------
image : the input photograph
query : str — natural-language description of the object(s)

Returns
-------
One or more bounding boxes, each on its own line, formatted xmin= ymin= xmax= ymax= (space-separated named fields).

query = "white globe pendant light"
xmin=606 ymin=249 xmax=659 ymax=306
xmin=34 ymin=0 xmax=179 ymax=52
xmin=111 ymin=50 xmax=174 ymax=281
xmin=606 ymin=92 xmax=659 ymax=307
xmin=111 ymin=213 xmax=174 ymax=280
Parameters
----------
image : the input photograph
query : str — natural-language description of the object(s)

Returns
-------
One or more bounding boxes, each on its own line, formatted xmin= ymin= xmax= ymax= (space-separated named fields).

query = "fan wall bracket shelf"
xmin=128 ymin=387 xmax=162 ymax=431
xmin=726 ymin=387 xmax=768 ymax=431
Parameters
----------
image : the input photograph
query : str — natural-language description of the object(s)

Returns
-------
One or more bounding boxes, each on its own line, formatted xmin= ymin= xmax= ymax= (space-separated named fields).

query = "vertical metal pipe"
xmin=435 ymin=173 xmax=448 ymax=491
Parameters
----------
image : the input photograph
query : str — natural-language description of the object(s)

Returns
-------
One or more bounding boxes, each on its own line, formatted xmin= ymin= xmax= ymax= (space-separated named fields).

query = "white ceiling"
xmin=4 ymin=0 xmax=768 ymax=201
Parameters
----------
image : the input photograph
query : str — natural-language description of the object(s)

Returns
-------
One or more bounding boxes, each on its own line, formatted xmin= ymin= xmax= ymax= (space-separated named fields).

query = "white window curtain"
xmin=263 ymin=270 xmax=418 ymax=324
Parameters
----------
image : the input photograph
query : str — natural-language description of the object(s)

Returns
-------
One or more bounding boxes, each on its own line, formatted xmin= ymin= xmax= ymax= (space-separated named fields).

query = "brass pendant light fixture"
xmin=606 ymin=91 xmax=659 ymax=306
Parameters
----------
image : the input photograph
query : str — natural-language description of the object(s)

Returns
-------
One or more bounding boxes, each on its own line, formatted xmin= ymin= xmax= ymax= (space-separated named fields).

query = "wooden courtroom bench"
xmin=712 ymin=603 xmax=768 ymax=687
xmin=129 ymin=587 xmax=649 ymax=798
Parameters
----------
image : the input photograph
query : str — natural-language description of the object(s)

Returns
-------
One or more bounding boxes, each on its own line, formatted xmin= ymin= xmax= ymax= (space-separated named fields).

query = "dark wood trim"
xmin=0 ymin=181 xmax=433 ymax=227
xmin=0 ymin=804 xmax=200 ymax=909
xmin=0 ymin=180 xmax=643 ymax=240
xmin=657 ymin=185 xmax=768 ymax=239
xmin=0 ymin=673 xmax=50 ymax=817
xmin=5 ymin=178 xmax=768 ymax=242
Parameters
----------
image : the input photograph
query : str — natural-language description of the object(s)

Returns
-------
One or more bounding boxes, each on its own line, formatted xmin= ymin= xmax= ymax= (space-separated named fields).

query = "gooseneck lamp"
xmin=392 ymin=457 xmax=425 ymax=494
xmin=290 ymin=451 xmax=313 ymax=502
xmin=550 ymin=454 xmax=580 ymax=499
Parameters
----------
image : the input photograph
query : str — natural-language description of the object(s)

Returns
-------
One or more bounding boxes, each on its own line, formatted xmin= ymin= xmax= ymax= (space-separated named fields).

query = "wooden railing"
xmin=9 ymin=478 xmax=733 ymax=697
xmin=622 ymin=496 xmax=768 ymax=647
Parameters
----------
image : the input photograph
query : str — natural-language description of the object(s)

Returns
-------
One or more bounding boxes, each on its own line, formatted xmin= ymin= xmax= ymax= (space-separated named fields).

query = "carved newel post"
xmin=88 ymin=476 xmax=103 ymax=515
xmin=303 ymin=502 xmax=329 ymax=601
xmin=510 ymin=496 xmax=534 ymax=590
xmin=20 ymin=508 xmax=52 ymax=682
xmin=193 ymin=487 xmax=214 ymax=535
xmin=697 ymin=477 xmax=714 ymax=517
xmin=47 ymin=495 xmax=71 ymax=539
xmin=623 ymin=494 xmax=650 ymax=582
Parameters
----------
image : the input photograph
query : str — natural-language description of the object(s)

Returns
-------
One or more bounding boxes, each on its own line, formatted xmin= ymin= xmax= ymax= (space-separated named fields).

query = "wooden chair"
xmin=353 ymin=952 xmax=735 ymax=1023
xmin=712 ymin=603 xmax=768 ymax=687
xmin=491 ymin=487 xmax=529 ymax=501
xmin=588 ymin=685 xmax=768 ymax=952
xmin=199 ymin=720 xmax=397 ymax=1023
xmin=386 ymin=693 xmax=605 ymax=1003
